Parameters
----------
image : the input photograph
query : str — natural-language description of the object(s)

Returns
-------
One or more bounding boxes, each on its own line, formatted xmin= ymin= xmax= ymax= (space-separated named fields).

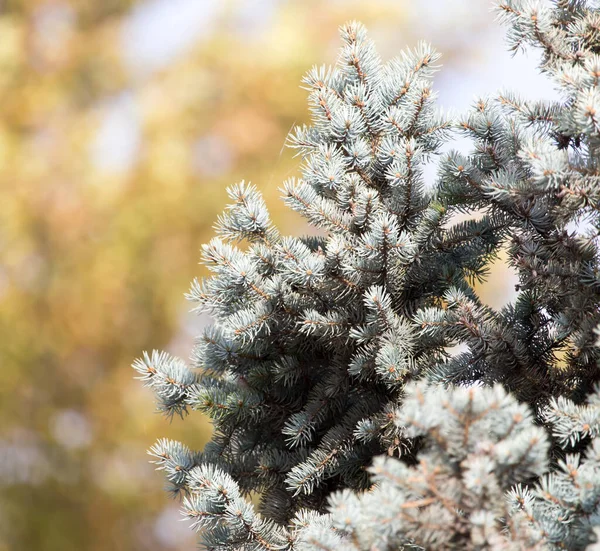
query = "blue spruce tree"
xmin=135 ymin=1 xmax=600 ymax=548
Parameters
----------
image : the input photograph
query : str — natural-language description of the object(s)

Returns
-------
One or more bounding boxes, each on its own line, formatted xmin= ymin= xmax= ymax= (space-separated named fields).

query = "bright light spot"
xmin=50 ymin=409 xmax=93 ymax=450
xmin=192 ymin=134 xmax=235 ymax=178
xmin=91 ymin=92 xmax=140 ymax=173
xmin=0 ymin=430 xmax=50 ymax=486
xmin=123 ymin=0 xmax=220 ymax=77
xmin=154 ymin=505 xmax=194 ymax=547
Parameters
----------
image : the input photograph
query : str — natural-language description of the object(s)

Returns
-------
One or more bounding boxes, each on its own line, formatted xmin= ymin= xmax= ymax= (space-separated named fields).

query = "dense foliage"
xmin=138 ymin=1 xmax=600 ymax=549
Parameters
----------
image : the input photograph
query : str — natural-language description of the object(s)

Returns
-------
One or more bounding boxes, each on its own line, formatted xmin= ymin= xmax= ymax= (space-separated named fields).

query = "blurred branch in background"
xmin=0 ymin=1 xmax=541 ymax=549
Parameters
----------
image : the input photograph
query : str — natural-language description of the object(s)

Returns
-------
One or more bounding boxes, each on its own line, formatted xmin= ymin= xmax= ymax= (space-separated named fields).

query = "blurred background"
xmin=0 ymin=1 xmax=558 ymax=550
